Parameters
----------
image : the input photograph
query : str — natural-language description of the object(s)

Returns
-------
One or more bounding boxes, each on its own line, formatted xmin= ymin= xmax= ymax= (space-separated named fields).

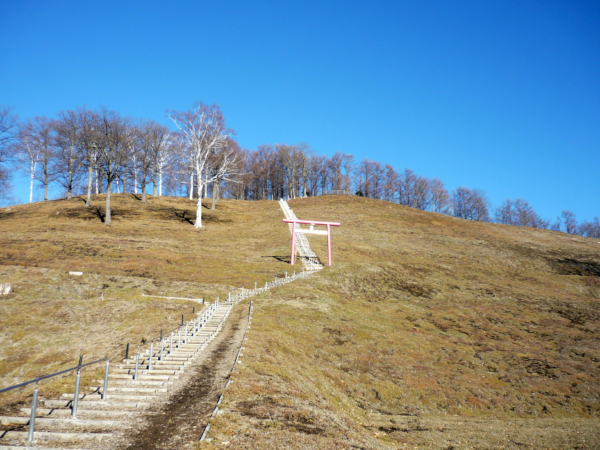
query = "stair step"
xmin=21 ymin=408 xmax=139 ymax=418
xmin=112 ymin=369 xmax=178 ymax=375
xmin=0 ymin=431 xmax=112 ymax=443
xmin=60 ymin=393 xmax=157 ymax=402
xmin=109 ymin=374 xmax=177 ymax=381
xmin=98 ymin=379 xmax=172 ymax=387
xmin=0 ymin=447 xmax=91 ymax=450
xmin=43 ymin=400 xmax=149 ymax=410
xmin=89 ymin=386 xmax=168 ymax=394
xmin=0 ymin=416 xmax=124 ymax=430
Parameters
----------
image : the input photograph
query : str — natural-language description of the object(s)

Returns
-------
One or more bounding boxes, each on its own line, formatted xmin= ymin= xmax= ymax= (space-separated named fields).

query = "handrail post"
xmin=27 ymin=381 xmax=39 ymax=442
xmin=149 ymin=341 xmax=154 ymax=371
xmin=134 ymin=348 xmax=140 ymax=381
xmin=102 ymin=358 xmax=109 ymax=400
xmin=72 ymin=367 xmax=81 ymax=418
xmin=160 ymin=338 xmax=164 ymax=360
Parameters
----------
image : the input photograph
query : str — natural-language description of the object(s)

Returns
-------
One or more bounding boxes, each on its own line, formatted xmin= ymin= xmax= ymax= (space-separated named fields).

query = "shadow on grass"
xmin=168 ymin=208 xmax=194 ymax=225
xmin=263 ymin=255 xmax=292 ymax=263
xmin=91 ymin=206 xmax=105 ymax=223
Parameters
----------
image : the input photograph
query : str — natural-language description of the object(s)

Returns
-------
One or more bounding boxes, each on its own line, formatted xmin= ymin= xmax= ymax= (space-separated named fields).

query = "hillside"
xmin=1 ymin=194 xmax=599 ymax=449
xmin=203 ymin=195 xmax=600 ymax=449
xmin=0 ymin=194 xmax=293 ymax=412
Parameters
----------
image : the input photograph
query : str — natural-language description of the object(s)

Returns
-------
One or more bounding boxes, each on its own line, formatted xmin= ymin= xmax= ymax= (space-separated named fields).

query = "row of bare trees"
xmin=223 ymin=151 xmax=598 ymax=237
xmin=0 ymin=103 xmax=240 ymax=227
xmin=1 ymin=103 xmax=597 ymax=236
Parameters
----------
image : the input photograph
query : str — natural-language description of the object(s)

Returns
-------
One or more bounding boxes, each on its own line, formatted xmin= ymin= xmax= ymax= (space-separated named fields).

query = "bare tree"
xmin=21 ymin=117 xmax=55 ymax=201
xmin=412 ymin=176 xmax=431 ymax=210
xmin=430 ymin=178 xmax=451 ymax=214
xmin=132 ymin=120 xmax=157 ymax=203
xmin=561 ymin=210 xmax=578 ymax=234
xmin=209 ymin=138 xmax=243 ymax=209
xmin=14 ymin=120 xmax=43 ymax=203
xmin=355 ymin=158 xmax=375 ymax=197
xmin=382 ymin=164 xmax=398 ymax=202
xmin=96 ymin=109 xmax=129 ymax=224
xmin=168 ymin=102 xmax=234 ymax=228
xmin=75 ymin=108 xmax=102 ymax=207
xmin=452 ymin=186 xmax=490 ymax=222
xmin=150 ymin=124 xmax=171 ymax=197
xmin=52 ymin=110 xmax=84 ymax=199
xmin=579 ymin=217 xmax=600 ymax=238
xmin=0 ymin=106 xmax=18 ymax=200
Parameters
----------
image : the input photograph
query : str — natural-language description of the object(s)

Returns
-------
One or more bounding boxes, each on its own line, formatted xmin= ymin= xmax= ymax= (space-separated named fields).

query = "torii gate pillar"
xmin=283 ymin=219 xmax=341 ymax=266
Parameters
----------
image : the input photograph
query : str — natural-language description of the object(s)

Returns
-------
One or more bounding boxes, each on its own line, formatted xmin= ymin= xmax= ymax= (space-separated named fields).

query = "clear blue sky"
xmin=1 ymin=0 xmax=599 ymax=222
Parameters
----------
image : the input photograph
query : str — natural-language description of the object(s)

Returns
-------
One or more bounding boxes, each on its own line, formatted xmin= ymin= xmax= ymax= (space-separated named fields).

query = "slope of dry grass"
xmin=203 ymin=195 xmax=600 ymax=449
xmin=0 ymin=194 xmax=292 ymax=413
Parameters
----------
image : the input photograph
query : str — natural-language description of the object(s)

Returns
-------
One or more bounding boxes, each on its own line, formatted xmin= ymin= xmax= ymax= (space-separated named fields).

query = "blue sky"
xmin=1 ymin=0 xmax=599 ymax=222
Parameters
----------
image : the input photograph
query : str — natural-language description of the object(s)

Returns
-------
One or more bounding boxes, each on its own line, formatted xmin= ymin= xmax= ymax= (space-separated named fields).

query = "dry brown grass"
xmin=0 ymin=194 xmax=292 ymax=413
xmin=202 ymin=195 xmax=600 ymax=449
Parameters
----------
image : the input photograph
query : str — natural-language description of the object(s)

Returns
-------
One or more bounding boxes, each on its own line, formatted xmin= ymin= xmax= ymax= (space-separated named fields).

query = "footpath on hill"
xmin=109 ymin=304 xmax=249 ymax=450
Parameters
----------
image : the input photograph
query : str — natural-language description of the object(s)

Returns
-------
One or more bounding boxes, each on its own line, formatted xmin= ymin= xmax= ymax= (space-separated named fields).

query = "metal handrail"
xmin=144 ymin=303 xmax=212 ymax=345
xmin=0 ymin=356 xmax=110 ymax=442
xmin=0 ymin=357 xmax=108 ymax=394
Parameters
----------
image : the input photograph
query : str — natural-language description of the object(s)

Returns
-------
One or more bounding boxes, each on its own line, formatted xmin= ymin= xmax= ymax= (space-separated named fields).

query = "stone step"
xmin=0 ymin=416 xmax=124 ymax=430
xmin=60 ymin=393 xmax=156 ymax=402
xmin=112 ymin=369 xmax=178 ymax=375
xmin=89 ymin=386 xmax=168 ymax=394
xmin=109 ymin=373 xmax=178 ymax=381
xmin=119 ymin=364 xmax=186 ymax=371
xmin=100 ymin=379 xmax=172 ymax=387
xmin=0 ymin=446 xmax=91 ymax=450
xmin=119 ymin=363 xmax=186 ymax=370
xmin=43 ymin=400 xmax=149 ymax=411
xmin=0 ymin=431 xmax=112 ymax=444
xmin=125 ymin=357 xmax=192 ymax=364
xmin=21 ymin=408 xmax=139 ymax=418
xmin=109 ymin=368 xmax=179 ymax=378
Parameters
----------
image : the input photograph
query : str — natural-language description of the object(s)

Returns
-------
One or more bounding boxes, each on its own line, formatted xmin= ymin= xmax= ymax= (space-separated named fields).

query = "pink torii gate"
xmin=283 ymin=219 xmax=341 ymax=266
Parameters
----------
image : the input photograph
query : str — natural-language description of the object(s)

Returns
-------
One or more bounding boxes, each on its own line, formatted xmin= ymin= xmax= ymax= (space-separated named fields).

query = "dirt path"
xmin=111 ymin=303 xmax=249 ymax=450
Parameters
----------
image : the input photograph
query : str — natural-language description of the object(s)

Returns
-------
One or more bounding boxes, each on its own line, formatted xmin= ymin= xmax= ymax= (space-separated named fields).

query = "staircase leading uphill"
xmin=278 ymin=199 xmax=323 ymax=271
xmin=0 ymin=300 xmax=232 ymax=450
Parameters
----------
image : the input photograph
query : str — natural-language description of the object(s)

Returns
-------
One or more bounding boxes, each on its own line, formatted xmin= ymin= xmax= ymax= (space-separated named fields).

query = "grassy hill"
xmin=1 ymin=194 xmax=599 ymax=448
xmin=203 ymin=195 xmax=600 ymax=449
xmin=0 ymin=194 xmax=293 ymax=412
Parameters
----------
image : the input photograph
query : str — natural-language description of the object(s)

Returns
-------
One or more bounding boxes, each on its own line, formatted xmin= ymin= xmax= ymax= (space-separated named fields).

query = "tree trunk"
xmin=86 ymin=166 xmax=93 ymax=207
xmin=67 ymin=166 xmax=73 ymax=200
xmin=153 ymin=168 xmax=157 ymax=196
xmin=44 ymin=170 xmax=49 ymax=201
xmin=189 ymin=171 xmax=194 ymax=200
xmin=123 ymin=161 xmax=128 ymax=194
xmin=211 ymin=182 xmax=219 ymax=210
xmin=29 ymin=169 xmax=34 ymax=203
xmin=141 ymin=182 xmax=147 ymax=203
xmin=194 ymin=185 xmax=203 ymax=228
xmin=105 ymin=179 xmax=112 ymax=225
xmin=133 ymin=154 xmax=138 ymax=194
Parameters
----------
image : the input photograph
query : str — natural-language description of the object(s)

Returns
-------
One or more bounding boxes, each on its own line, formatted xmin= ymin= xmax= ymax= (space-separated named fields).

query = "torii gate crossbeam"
xmin=283 ymin=219 xmax=341 ymax=266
